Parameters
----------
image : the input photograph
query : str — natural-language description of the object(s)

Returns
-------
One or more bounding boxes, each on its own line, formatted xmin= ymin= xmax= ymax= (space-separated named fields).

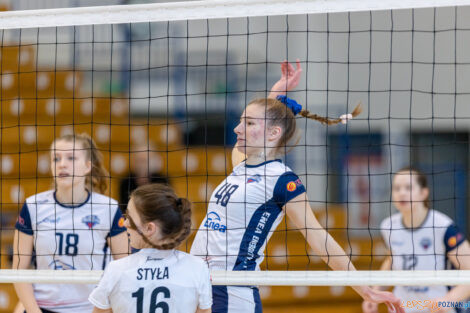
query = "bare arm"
xmin=12 ymin=230 xmax=42 ymax=313
xmin=361 ymin=256 xmax=393 ymax=313
xmin=284 ymin=193 xmax=404 ymax=313
xmin=268 ymin=59 xmax=302 ymax=99
xmin=92 ymin=307 xmax=113 ymax=313
xmin=196 ymin=308 xmax=211 ymax=313
xmin=444 ymin=240 xmax=470 ymax=301
xmin=108 ymin=232 xmax=130 ymax=260
xmin=375 ymin=256 xmax=392 ymax=291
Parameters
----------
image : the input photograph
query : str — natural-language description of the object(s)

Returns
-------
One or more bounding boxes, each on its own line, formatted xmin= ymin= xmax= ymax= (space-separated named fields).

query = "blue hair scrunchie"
xmin=276 ymin=95 xmax=302 ymax=116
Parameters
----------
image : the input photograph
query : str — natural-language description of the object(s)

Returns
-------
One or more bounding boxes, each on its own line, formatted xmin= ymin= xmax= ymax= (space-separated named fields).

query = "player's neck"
xmin=56 ymin=186 xmax=89 ymax=206
xmin=402 ymin=205 xmax=428 ymax=229
xmin=245 ymin=150 xmax=277 ymax=165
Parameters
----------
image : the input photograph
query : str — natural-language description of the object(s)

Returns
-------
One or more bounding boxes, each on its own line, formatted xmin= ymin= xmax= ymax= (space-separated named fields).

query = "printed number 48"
xmin=214 ymin=183 xmax=239 ymax=207
xmin=132 ymin=287 xmax=170 ymax=313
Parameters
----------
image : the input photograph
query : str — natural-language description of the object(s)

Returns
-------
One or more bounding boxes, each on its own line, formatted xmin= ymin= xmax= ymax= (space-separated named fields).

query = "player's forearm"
xmin=305 ymin=228 xmax=356 ymax=271
xmin=14 ymin=283 xmax=41 ymax=313
xmin=444 ymin=285 xmax=470 ymax=302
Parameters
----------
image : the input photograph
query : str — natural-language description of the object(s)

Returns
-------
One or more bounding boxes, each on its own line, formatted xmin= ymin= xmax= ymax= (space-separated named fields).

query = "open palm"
xmin=269 ymin=59 xmax=302 ymax=98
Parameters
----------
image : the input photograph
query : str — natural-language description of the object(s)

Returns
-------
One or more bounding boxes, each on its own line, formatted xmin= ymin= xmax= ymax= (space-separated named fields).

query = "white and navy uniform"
xmin=15 ymin=190 xmax=126 ymax=313
xmin=89 ymin=248 xmax=212 ymax=313
xmin=191 ymin=159 xmax=306 ymax=313
xmin=381 ymin=210 xmax=466 ymax=313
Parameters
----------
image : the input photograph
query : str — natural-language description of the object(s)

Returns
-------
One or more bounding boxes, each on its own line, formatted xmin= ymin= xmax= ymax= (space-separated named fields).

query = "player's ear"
xmin=85 ymin=160 xmax=92 ymax=175
xmin=268 ymin=125 xmax=282 ymax=142
xmin=145 ymin=221 xmax=158 ymax=237
xmin=421 ymin=187 xmax=429 ymax=204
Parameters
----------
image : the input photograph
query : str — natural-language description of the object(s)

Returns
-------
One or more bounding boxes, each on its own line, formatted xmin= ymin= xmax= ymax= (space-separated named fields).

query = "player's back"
xmin=89 ymin=248 xmax=212 ymax=313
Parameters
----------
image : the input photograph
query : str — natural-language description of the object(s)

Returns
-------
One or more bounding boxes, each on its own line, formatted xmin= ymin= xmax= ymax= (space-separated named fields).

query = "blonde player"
xmin=190 ymin=60 xmax=404 ymax=313
xmin=362 ymin=167 xmax=470 ymax=313
xmin=13 ymin=133 xmax=129 ymax=313
xmin=89 ymin=183 xmax=212 ymax=313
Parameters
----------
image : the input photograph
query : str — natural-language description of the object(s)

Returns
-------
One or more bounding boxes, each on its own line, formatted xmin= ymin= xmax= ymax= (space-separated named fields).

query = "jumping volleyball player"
xmin=13 ymin=134 xmax=129 ymax=313
xmin=190 ymin=60 xmax=405 ymax=313
xmin=362 ymin=168 xmax=470 ymax=313
xmin=89 ymin=184 xmax=212 ymax=313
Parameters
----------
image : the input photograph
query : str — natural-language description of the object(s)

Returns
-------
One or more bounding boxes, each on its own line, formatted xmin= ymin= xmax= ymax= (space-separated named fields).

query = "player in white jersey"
xmin=13 ymin=133 xmax=129 ymax=313
xmin=362 ymin=168 xmax=470 ymax=313
xmin=191 ymin=60 xmax=404 ymax=313
xmin=89 ymin=183 xmax=212 ymax=313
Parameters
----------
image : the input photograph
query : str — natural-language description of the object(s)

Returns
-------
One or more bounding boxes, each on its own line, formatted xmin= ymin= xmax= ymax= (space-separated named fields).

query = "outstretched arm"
xmin=284 ymin=193 xmax=404 ymax=313
xmin=441 ymin=240 xmax=470 ymax=301
xmin=362 ymin=256 xmax=393 ymax=313
xmin=268 ymin=59 xmax=302 ymax=99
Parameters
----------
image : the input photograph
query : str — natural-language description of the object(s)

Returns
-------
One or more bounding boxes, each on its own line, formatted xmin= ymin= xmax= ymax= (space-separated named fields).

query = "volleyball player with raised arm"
xmin=362 ymin=168 xmax=470 ymax=313
xmin=89 ymin=183 xmax=212 ymax=313
xmin=190 ymin=60 xmax=404 ymax=313
xmin=13 ymin=134 xmax=129 ymax=313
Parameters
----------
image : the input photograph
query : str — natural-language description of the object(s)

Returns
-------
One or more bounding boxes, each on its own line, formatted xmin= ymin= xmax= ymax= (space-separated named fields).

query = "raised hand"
xmin=269 ymin=59 xmax=302 ymax=99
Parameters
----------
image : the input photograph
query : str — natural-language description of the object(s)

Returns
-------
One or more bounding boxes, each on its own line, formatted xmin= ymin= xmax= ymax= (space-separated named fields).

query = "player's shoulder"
xmin=173 ymin=250 xmax=207 ymax=267
xmin=106 ymin=253 xmax=138 ymax=272
xmin=268 ymin=160 xmax=295 ymax=174
xmin=25 ymin=190 xmax=55 ymax=205
xmin=380 ymin=212 xmax=402 ymax=230
xmin=89 ymin=192 xmax=119 ymax=206
xmin=427 ymin=209 xmax=454 ymax=227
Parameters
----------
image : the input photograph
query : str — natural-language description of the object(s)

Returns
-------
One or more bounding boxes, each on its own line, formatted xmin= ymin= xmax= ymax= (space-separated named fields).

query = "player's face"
xmin=50 ymin=140 xmax=91 ymax=189
xmin=392 ymin=171 xmax=428 ymax=213
xmin=234 ymin=104 xmax=275 ymax=156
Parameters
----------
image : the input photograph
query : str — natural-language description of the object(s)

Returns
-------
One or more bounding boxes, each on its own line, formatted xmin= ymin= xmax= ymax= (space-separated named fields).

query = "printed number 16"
xmin=132 ymin=286 xmax=170 ymax=313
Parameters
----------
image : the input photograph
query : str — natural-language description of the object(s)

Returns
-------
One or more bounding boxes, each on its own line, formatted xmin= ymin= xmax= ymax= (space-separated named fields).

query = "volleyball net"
xmin=1 ymin=0 xmax=470 ymax=289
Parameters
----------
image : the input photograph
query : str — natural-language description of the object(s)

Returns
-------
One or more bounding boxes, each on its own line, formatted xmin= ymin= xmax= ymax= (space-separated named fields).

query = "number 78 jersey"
xmin=191 ymin=159 xmax=306 ymax=271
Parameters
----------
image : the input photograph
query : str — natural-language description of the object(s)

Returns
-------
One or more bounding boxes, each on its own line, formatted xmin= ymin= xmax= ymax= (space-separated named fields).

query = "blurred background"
xmin=0 ymin=0 xmax=469 ymax=312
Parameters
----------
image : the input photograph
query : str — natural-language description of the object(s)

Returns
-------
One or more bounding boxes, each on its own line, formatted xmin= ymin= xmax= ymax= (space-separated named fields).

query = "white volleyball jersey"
xmin=89 ymin=248 xmax=212 ymax=313
xmin=191 ymin=159 xmax=306 ymax=271
xmin=381 ymin=210 xmax=465 ymax=313
xmin=15 ymin=190 xmax=126 ymax=313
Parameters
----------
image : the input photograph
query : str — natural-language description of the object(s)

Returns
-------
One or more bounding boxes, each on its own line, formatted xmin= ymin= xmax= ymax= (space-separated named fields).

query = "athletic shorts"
xmin=212 ymin=285 xmax=262 ymax=313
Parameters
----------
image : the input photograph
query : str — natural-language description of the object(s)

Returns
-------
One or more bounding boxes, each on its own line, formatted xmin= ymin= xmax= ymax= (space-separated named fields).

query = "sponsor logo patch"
xmin=82 ymin=214 xmax=100 ymax=229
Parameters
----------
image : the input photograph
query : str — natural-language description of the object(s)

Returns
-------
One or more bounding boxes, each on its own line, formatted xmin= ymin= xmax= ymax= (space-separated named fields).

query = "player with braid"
xmin=191 ymin=60 xmax=404 ymax=313
xmin=89 ymin=184 xmax=212 ymax=313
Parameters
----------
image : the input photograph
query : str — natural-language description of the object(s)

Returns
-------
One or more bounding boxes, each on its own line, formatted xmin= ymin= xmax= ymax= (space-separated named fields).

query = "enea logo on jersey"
xmin=247 ymin=174 xmax=261 ymax=184
xmin=286 ymin=178 xmax=303 ymax=192
xmin=203 ymin=211 xmax=226 ymax=233
xmin=82 ymin=215 xmax=100 ymax=229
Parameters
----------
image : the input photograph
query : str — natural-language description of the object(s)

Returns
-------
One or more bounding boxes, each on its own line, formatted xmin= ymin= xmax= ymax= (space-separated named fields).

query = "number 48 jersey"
xmin=89 ymin=249 xmax=212 ymax=313
xmin=191 ymin=159 xmax=306 ymax=271
xmin=15 ymin=190 xmax=126 ymax=313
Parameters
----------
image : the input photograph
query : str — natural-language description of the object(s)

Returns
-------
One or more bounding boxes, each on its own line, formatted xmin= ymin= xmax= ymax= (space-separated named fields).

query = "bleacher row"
xmin=0 ymin=43 xmax=384 ymax=313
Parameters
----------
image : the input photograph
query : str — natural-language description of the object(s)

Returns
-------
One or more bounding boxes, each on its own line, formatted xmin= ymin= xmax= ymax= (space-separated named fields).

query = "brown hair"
xmin=249 ymin=98 xmax=362 ymax=155
xmin=130 ymin=184 xmax=192 ymax=250
xmin=52 ymin=133 xmax=109 ymax=193
xmin=395 ymin=166 xmax=430 ymax=208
